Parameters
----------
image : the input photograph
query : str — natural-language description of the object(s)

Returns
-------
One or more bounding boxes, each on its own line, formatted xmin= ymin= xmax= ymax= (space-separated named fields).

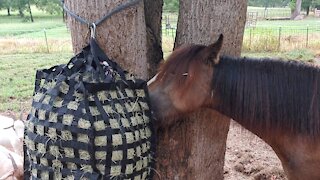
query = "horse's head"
xmin=148 ymin=35 xmax=223 ymax=127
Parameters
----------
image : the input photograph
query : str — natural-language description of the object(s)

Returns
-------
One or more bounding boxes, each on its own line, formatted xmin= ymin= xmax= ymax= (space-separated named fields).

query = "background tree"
xmin=7 ymin=0 xmax=34 ymax=21
xmin=302 ymin=0 xmax=312 ymax=15
xmin=290 ymin=0 xmax=302 ymax=19
xmin=156 ymin=0 xmax=248 ymax=179
xmin=33 ymin=0 xmax=62 ymax=15
xmin=0 ymin=0 xmax=12 ymax=16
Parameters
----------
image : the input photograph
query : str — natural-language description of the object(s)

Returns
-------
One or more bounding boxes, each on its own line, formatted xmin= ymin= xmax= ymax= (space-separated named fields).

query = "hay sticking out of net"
xmin=24 ymin=44 xmax=155 ymax=179
xmin=94 ymin=136 xmax=107 ymax=146
xmin=79 ymin=150 xmax=91 ymax=161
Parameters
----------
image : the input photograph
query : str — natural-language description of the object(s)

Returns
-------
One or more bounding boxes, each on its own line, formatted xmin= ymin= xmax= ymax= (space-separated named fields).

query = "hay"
xmin=110 ymin=166 xmax=121 ymax=176
xmin=95 ymin=151 xmax=107 ymax=160
xmin=41 ymin=171 xmax=49 ymax=179
xmin=93 ymin=121 xmax=106 ymax=131
xmin=111 ymin=150 xmax=123 ymax=161
xmin=61 ymin=130 xmax=73 ymax=141
xmin=94 ymin=136 xmax=107 ymax=146
xmin=126 ymin=164 xmax=134 ymax=175
xmin=77 ymin=134 xmax=90 ymax=143
xmin=110 ymin=119 xmax=120 ymax=129
xmin=67 ymin=101 xmax=79 ymax=111
xmin=79 ymin=150 xmax=91 ymax=161
xmin=121 ymin=118 xmax=130 ymax=127
xmin=80 ymin=164 xmax=93 ymax=173
xmin=40 ymin=158 xmax=48 ymax=166
xmin=48 ymin=112 xmax=58 ymax=123
xmin=42 ymin=95 xmax=51 ymax=104
xmin=59 ymin=81 xmax=69 ymax=94
xmin=36 ymin=125 xmax=45 ymax=136
xmin=37 ymin=143 xmax=46 ymax=155
xmin=33 ymin=92 xmax=43 ymax=102
xmin=53 ymin=96 xmax=63 ymax=108
xmin=66 ymin=162 xmax=77 ymax=170
xmin=125 ymin=132 xmax=135 ymax=144
xmin=127 ymin=148 xmax=135 ymax=159
xmin=52 ymin=159 xmax=63 ymax=170
xmin=112 ymin=134 xmax=123 ymax=146
xmin=62 ymin=114 xmax=74 ymax=125
xmin=47 ymin=128 xmax=57 ymax=141
xmin=64 ymin=148 xmax=75 ymax=158
xmin=49 ymin=146 xmax=60 ymax=158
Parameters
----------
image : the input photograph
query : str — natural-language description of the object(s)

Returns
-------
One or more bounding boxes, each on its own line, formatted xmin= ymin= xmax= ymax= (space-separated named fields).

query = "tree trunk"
xmin=306 ymin=6 xmax=310 ymax=16
xmin=7 ymin=7 xmax=11 ymax=16
xmin=65 ymin=0 xmax=162 ymax=79
xmin=156 ymin=1 xmax=247 ymax=179
xmin=27 ymin=0 xmax=33 ymax=22
xmin=143 ymin=0 xmax=163 ymax=76
xmin=18 ymin=8 xmax=24 ymax=17
xmin=291 ymin=0 xmax=302 ymax=19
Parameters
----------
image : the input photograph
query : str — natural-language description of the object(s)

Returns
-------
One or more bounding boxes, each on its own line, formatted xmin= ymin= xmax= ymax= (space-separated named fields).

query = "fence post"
xmin=306 ymin=26 xmax=309 ymax=48
xmin=43 ymin=29 xmax=49 ymax=53
xmin=249 ymin=28 xmax=252 ymax=50
xmin=278 ymin=27 xmax=282 ymax=51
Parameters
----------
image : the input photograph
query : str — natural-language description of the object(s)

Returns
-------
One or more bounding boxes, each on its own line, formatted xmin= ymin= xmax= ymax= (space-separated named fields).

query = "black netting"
xmin=24 ymin=39 xmax=155 ymax=180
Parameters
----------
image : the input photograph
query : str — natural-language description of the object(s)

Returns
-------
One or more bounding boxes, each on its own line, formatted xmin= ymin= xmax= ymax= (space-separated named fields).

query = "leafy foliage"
xmin=163 ymin=0 xmax=179 ymax=12
xmin=0 ymin=0 xmax=62 ymax=16
xmin=0 ymin=0 xmax=11 ymax=9
xmin=33 ymin=0 xmax=61 ymax=15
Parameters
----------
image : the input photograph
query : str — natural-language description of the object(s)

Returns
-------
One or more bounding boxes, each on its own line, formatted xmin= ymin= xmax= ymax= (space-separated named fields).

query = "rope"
xmin=61 ymin=0 xmax=142 ymax=27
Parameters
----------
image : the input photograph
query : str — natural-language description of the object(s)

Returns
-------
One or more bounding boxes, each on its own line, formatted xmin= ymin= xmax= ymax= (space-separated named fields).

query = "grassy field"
xmin=1 ymin=7 xmax=320 ymax=115
xmin=0 ymin=53 xmax=72 ymax=113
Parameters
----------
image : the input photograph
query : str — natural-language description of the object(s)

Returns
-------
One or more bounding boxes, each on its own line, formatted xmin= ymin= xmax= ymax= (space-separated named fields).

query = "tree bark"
xmin=65 ymin=0 xmax=162 ymax=79
xmin=156 ymin=1 xmax=247 ymax=179
xmin=143 ymin=0 xmax=163 ymax=76
xmin=291 ymin=0 xmax=302 ymax=20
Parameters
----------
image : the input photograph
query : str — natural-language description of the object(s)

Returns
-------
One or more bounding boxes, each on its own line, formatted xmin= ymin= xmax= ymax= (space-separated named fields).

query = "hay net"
xmin=24 ymin=38 xmax=156 ymax=180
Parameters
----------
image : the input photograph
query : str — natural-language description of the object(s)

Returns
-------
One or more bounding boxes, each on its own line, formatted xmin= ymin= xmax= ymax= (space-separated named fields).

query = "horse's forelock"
xmin=157 ymin=45 xmax=206 ymax=84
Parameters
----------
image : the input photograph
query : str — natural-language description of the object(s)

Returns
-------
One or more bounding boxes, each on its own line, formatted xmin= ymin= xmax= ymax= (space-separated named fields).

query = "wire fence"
xmin=1 ymin=16 xmax=320 ymax=54
xmin=0 ymin=27 xmax=72 ymax=54
xmin=243 ymin=26 xmax=320 ymax=52
xmin=162 ymin=14 xmax=320 ymax=53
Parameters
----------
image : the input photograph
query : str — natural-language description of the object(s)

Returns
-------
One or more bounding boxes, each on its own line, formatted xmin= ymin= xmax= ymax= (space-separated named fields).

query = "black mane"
xmin=213 ymin=56 xmax=320 ymax=136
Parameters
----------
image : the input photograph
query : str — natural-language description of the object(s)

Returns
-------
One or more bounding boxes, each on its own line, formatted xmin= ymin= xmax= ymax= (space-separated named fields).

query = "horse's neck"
xmin=214 ymin=55 xmax=320 ymax=137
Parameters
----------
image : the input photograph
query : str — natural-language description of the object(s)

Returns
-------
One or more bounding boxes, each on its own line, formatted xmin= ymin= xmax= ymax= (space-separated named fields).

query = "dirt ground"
xmin=224 ymin=121 xmax=287 ymax=180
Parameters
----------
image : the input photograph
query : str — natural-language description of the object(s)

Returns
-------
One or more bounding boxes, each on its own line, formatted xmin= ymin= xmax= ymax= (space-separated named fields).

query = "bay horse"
xmin=148 ymin=35 xmax=320 ymax=180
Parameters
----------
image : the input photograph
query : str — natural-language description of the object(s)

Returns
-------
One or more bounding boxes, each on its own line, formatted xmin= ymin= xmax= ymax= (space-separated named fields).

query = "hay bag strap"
xmin=24 ymin=2 xmax=156 ymax=180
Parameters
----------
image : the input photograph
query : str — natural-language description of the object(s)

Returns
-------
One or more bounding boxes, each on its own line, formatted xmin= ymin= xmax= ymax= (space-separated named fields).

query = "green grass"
xmin=242 ymin=49 xmax=316 ymax=62
xmin=0 ymin=53 xmax=72 ymax=112
xmin=256 ymin=16 xmax=320 ymax=28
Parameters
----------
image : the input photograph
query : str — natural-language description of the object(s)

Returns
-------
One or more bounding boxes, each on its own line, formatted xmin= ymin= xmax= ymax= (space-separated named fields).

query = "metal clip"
xmin=90 ymin=23 xmax=97 ymax=39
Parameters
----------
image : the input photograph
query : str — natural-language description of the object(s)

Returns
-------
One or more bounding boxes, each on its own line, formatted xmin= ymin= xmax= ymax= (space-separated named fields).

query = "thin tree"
xmin=27 ymin=0 xmax=33 ymax=22
xmin=156 ymin=0 xmax=248 ymax=179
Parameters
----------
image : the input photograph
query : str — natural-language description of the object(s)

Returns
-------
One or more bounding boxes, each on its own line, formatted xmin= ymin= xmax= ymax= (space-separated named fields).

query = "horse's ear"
xmin=203 ymin=34 xmax=224 ymax=65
